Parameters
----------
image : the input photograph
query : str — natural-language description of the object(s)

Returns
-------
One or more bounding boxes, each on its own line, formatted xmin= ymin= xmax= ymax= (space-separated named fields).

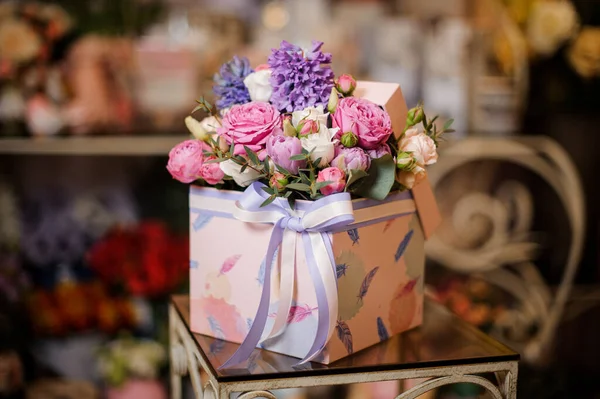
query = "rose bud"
xmin=185 ymin=116 xmax=209 ymax=141
xmin=335 ymin=74 xmax=357 ymax=96
xmin=340 ymin=131 xmax=358 ymax=148
xmin=269 ymin=172 xmax=288 ymax=190
xmin=283 ymin=117 xmax=297 ymax=137
xmin=327 ymin=87 xmax=339 ymax=114
xmin=317 ymin=167 xmax=346 ymax=196
xmin=406 ymin=105 xmax=424 ymax=128
xmin=297 ymin=119 xmax=319 ymax=137
xmin=396 ymin=151 xmax=417 ymax=171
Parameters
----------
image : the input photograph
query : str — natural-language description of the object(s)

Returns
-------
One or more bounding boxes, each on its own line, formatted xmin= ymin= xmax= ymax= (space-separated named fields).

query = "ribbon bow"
xmin=219 ymin=182 xmax=355 ymax=368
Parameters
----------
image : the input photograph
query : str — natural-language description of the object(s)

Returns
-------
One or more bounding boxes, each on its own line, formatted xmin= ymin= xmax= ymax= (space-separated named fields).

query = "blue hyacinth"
xmin=213 ymin=56 xmax=253 ymax=110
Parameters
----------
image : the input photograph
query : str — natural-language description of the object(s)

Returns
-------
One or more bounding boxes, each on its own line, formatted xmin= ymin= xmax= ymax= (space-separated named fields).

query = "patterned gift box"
xmin=188 ymin=81 xmax=441 ymax=364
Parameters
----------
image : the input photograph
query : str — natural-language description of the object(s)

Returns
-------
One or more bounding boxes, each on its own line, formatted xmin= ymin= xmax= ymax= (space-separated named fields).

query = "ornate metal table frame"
xmin=170 ymin=302 xmax=518 ymax=399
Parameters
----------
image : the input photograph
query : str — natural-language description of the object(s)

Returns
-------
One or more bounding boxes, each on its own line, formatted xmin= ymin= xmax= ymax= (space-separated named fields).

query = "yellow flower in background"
xmin=0 ymin=19 xmax=41 ymax=63
xmin=527 ymin=0 xmax=579 ymax=56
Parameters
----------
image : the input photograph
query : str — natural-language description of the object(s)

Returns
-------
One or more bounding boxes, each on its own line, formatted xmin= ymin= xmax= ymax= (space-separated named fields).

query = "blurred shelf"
xmin=0 ymin=135 xmax=188 ymax=156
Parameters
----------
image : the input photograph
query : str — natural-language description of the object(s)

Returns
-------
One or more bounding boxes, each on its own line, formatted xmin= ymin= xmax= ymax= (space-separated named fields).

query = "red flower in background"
xmin=86 ymin=221 xmax=189 ymax=297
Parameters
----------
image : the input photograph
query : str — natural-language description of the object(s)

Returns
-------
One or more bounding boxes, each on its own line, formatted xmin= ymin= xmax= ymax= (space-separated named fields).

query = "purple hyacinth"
xmin=213 ymin=56 xmax=253 ymax=110
xmin=268 ymin=40 xmax=335 ymax=112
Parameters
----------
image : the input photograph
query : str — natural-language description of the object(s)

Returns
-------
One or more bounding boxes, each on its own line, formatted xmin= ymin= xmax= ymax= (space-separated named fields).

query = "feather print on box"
xmin=257 ymin=247 xmax=279 ymax=286
xmin=336 ymin=320 xmax=353 ymax=354
xmin=269 ymin=303 xmax=318 ymax=323
xmin=336 ymin=263 xmax=349 ymax=278
xmin=383 ymin=219 xmax=395 ymax=233
xmin=207 ymin=315 xmax=225 ymax=338
xmin=376 ymin=317 xmax=389 ymax=341
xmin=347 ymin=228 xmax=359 ymax=245
xmin=192 ymin=212 xmax=213 ymax=231
xmin=357 ymin=266 xmax=379 ymax=304
xmin=219 ymin=254 xmax=241 ymax=275
xmin=394 ymin=230 xmax=413 ymax=262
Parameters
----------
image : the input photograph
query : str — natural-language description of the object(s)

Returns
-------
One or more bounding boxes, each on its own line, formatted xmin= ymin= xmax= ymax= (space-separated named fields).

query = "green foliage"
xmin=349 ymin=155 xmax=396 ymax=200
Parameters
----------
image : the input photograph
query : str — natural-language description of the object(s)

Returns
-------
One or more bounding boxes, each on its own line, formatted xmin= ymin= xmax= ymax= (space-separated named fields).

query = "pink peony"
xmin=199 ymin=156 xmax=225 ymax=185
xmin=166 ymin=140 xmax=209 ymax=183
xmin=366 ymin=143 xmax=391 ymax=159
xmin=332 ymin=97 xmax=393 ymax=150
xmin=217 ymin=101 xmax=282 ymax=156
xmin=317 ymin=167 xmax=346 ymax=196
xmin=399 ymin=132 xmax=438 ymax=166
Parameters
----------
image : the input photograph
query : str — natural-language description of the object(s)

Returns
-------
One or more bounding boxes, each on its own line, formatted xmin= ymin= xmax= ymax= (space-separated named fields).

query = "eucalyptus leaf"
xmin=443 ymin=118 xmax=454 ymax=131
xmin=289 ymin=154 xmax=307 ymax=161
xmin=346 ymin=169 xmax=368 ymax=188
xmin=286 ymin=183 xmax=311 ymax=192
xmin=240 ymin=164 xmax=248 ymax=173
xmin=314 ymin=180 xmax=333 ymax=190
xmin=262 ymin=186 xmax=275 ymax=195
xmin=244 ymin=146 xmax=260 ymax=166
xmin=260 ymin=195 xmax=277 ymax=207
xmin=276 ymin=165 xmax=292 ymax=176
xmin=204 ymin=158 xmax=225 ymax=164
xmin=350 ymin=154 xmax=396 ymax=200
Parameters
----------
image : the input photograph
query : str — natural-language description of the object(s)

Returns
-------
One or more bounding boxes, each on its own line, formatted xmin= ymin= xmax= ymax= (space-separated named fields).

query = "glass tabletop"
xmin=171 ymin=295 xmax=519 ymax=382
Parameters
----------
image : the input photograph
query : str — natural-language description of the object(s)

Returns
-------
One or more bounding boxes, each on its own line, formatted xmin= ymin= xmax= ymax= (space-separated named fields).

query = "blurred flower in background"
xmin=527 ymin=0 xmax=579 ymax=56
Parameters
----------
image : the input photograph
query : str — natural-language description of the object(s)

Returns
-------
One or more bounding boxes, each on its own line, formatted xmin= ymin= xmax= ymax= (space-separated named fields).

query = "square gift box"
xmin=188 ymin=82 xmax=441 ymax=364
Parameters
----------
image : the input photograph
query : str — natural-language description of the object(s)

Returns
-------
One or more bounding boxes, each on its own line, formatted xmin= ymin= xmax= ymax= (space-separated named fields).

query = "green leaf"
xmin=276 ymin=165 xmax=292 ymax=176
xmin=191 ymin=104 xmax=206 ymax=114
xmin=286 ymin=183 xmax=311 ymax=192
xmin=262 ymin=156 xmax=271 ymax=174
xmin=300 ymin=174 xmax=311 ymax=185
xmin=443 ymin=118 xmax=454 ymax=131
xmin=350 ymin=154 xmax=396 ymax=200
xmin=312 ymin=157 xmax=322 ymax=168
xmin=244 ymin=146 xmax=260 ymax=166
xmin=445 ymin=129 xmax=456 ymax=133
xmin=314 ymin=180 xmax=333 ymax=190
xmin=284 ymin=190 xmax=292 ymax=198
xmin=204 ymin=158 xmax=225 ymax=164
xmin=262 ymin=186 xmax=275 ymax=195
xmin=260 ymin=195 xmax=277 ymax=207
xmin=346 ymin=169 xmax=368 ymax=188
xmin=289 ymin=154 xmax=308 ymax=161
xmin=229 ymin=141 xmax=235 ymax=156
xmin=240 ymin=164 xmax=248 ymax=173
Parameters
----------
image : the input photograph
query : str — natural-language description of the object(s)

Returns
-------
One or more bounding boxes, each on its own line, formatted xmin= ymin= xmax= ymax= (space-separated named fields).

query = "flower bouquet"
xmin=167 ymin=40 xmax=452 ymax=365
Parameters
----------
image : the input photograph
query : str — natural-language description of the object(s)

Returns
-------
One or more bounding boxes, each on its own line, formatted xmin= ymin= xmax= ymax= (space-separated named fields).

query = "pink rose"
xmin=335 ymin=74 xmax=357 ymax=95
xmin=166 ymin=140 xmax=209 ymax=183
xmin=217 ymin=102 xmax=282 ymax=156
xmin=199 ymin=156 xmax=225 ymax=185
xmin=398 ymin=132 xmax=438 ymax=166
xmin=332 ymin=97 xmax=393 ymax=150
xmin=396 ymin=166 xmax=426 ymax=189
xmin=317 ymin=167 xmax=346 ymax=196
xmin=297 ymin=119 xmax=319 ymax=137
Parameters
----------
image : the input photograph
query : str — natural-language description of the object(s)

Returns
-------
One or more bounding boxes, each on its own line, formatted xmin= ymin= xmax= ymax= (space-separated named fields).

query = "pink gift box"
xmin=188 ymin=81 xmax=441 ymax=364
xmin=189 ymin=182 xmax=439 ymax=364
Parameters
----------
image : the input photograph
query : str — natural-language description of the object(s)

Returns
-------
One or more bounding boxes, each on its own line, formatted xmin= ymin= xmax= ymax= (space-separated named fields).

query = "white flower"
xmin=292 ymin=105 xmax=329 ymax=134
xmin=300 ymin=127 xmax=339 ymax=167
xmin=396 ymin=165 xmax=426 ymax=189
xmin=399 ymin=132 xmax=438 ymax=166
xmin=25 ymin=96 xmax=64 ymax=136
xmin=219 ymin=159 xmax=262 ymax=187
xmin=527 ymin=1 xmax=578 ymax=56
xmin=185 ymin=115 xmax=220 ymax=141
xmin=243 ymin=69 xmax=273 ymax=102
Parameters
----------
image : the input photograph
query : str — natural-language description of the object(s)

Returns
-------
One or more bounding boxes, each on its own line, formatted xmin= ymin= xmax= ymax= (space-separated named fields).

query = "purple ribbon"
xmin=218 ymin=182 xmax=354 ymax=369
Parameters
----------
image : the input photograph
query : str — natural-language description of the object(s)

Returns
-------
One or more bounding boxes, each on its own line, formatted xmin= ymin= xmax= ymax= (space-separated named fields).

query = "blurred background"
xmin=0 ymin=0 xmax=599 ymax=398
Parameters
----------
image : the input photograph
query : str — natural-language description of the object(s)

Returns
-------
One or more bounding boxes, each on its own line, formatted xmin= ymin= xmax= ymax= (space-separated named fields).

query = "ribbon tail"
xmin=218 ymin=221 xmax=284 ymax=369
xmin=264 ymin=229 xmax=296 ymax=340
xmin=297 ymin=232 xmax=336 ymax=365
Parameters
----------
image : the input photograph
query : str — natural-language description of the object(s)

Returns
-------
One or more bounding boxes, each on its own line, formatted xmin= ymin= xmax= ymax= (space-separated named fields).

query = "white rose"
xmin=219 ymin=159 xmax=262 ymax=187
xmin=396 ymin=166 xmax=426 ymax=189
xmin=292 ymin=105 xmax=329 ymax=134
xmin=185 ymin=115 xmax=220 ymax=141
xmin=300 ymin=127 xmax=339 ymax=167
xmin=399 ymin=132 xmax=438 ymax=166
xmin=527 ymin=1 xmax=578 ymax=56
xmin=243 ymin=69 xmax=273 ymax=102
